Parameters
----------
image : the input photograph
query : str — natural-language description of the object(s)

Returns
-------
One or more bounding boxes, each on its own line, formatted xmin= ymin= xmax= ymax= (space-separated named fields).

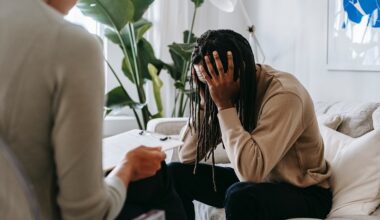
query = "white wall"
xmin=106 ymin=0 xmax=380 ymax=122
xmin=163 ymin=0 xmax=380 ymax=103
xmin=243 ymin=0 xmax=380 ymax=102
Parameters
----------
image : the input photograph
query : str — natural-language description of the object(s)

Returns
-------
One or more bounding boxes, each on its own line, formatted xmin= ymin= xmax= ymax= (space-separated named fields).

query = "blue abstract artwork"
xmin=343 ymin=0 xmax=380 ymax=28
xmin=328 ymin=0 xmax=380 ymax=71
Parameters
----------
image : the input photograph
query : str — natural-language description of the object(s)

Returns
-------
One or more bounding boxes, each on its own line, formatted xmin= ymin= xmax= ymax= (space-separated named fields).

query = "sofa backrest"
xmin=372 ymin=108 xmax=380 ymax=130
xmin=314 ymin=102 xmax=380 ymax=138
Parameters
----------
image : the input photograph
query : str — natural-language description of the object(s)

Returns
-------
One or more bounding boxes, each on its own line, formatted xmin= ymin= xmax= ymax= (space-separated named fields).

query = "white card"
xmin=102 ymin=129 xmax=183 ymax=171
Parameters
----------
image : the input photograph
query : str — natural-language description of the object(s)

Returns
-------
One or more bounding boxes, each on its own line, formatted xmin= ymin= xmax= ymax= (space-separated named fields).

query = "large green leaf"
xmin=168 ymin=43 xmax=195 ymax=61
xmin=78 ymin=0 xmax=154 ymax=30
xmin=165 ymin=42 xmax=195 ymax=81
xmin=174 ymin=81 xmax=185 ymax=90
xmin=131 ymin=0 xmax=155 ymax=21
xmin=121 ymin=38 xmax=165 ymax=81
xmin=106 ymin=86 xmax=146 ymax=110
xmin=138 ymin=38 xmax=165 ymax=79
xmin=165 ymin=53 xmax=183 ymax=81
xmin=183 ymin=30 xmax=197 ymax=43
xmin=121 ymin=55 xmax=135 ymax=83
xmin=148 ymin=64 xmax=163 ymax=118
xmin=77 ymin=0 xmax=134 ymax=31
xmin=105 ymin=19 xmax=152 ymax=46
xmin=134 ymin=19 xmax=153 ymax=42
xmin=191 ymin=0 xmax=204 ymax=8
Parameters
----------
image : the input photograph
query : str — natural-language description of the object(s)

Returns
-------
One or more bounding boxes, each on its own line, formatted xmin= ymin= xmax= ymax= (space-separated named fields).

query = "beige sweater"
xmin=180 ymin=64 xmax=331 ymax=188
xmin=0 ymin=0 xmax=125 ymax=219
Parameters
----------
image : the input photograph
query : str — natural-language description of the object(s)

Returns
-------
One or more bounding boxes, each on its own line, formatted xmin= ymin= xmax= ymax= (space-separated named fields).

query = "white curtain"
xmin=145 ymin=0 xmax=193 ymax=117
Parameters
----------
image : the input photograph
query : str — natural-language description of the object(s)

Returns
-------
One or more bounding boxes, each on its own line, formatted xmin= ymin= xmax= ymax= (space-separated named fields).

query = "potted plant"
xmin=77 ymin=0 xmax=204 ymax=129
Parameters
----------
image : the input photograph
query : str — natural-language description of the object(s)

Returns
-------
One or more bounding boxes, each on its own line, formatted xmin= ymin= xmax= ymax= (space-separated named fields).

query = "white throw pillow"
xmin=319 ymin=125 xmax=353 ymax=163
xmin=318 ymin=114 xmax=343 ymax=130
xmin=320 ymin=126 xmax=380 ymax=217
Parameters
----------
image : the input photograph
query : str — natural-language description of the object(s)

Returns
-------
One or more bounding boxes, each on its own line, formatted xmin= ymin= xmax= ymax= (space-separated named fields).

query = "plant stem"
xmin=187 ymin=7 xmax=197 ymax=43
xmin=105 ymin=60 xmax=144 ymax=130
xmin=176 ymin=6 xmax=198 ymax=117
xmin=127 ymin=22 xmax=150 ymax=128
xmin=177 ymin=91 xmax=185 ymax=116
xmin=180 ymin=96 xmax=190 ymax=116
xmin=132 ymin=108 xmax=144 ymax=130
xmin=90 ymin=0 xmax=149 ymax=128
xmin=172 ymin=91 xmax=179 ymax=117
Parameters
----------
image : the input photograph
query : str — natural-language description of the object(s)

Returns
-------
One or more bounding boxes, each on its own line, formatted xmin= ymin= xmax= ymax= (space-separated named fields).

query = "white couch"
xmin=147 ymin=102 xmax=380 ymax=220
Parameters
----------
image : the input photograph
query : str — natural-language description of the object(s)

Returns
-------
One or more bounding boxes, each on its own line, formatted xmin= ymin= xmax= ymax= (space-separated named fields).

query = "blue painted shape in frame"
xmin=343 ymin=0 xmax=380 ymax=28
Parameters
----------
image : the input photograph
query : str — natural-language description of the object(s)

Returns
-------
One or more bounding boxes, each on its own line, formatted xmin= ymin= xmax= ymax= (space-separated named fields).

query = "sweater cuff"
xmin=218 ymin=107 xmax=241 ymax=132
xmin=104 ymin=175 xmax=127 ymax=219
xmin=105 ymin=175 xmax=127 ymax=196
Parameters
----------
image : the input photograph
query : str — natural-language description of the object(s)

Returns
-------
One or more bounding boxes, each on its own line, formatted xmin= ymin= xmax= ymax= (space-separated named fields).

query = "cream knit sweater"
xmin=0 ymin=0 xmax=125 ymax=219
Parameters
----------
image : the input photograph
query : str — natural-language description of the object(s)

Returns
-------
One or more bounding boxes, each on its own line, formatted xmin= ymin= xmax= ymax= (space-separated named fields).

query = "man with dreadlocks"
xmin=168 ymin=29 xmax=332 ymax=220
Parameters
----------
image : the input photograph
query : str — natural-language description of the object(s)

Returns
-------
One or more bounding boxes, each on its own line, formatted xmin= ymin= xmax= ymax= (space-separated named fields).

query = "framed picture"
xmin=327 ymin=0 xmax=380 ymax=71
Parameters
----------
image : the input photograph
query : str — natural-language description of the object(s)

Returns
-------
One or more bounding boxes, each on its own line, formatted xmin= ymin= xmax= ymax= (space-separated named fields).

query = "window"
xmin=65 ymin=6 xmax=98 ymax=34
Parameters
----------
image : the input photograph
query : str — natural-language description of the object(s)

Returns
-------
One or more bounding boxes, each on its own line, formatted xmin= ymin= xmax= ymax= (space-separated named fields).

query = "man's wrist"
xmin=217 ymin=102 xmax=234 ymax=111
xmin=112 ymin=162 xmax=132 ymax=186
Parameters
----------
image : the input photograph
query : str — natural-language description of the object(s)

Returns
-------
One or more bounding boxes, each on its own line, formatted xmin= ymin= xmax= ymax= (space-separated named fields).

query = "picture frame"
xmin=327 ymin=0 xmax=380 ymax=72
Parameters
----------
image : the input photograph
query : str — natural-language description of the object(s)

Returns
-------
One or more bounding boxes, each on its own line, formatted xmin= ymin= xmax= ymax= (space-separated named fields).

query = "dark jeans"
xmin=115 ymin=162 xmax=187 ymax=220
xmin=168 ymin=162 xmax=332 ymax=220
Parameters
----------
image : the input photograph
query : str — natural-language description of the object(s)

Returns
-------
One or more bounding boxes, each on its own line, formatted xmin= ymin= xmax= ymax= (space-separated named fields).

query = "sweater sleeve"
xmin=217 ymin=93 xmax=305 ymax=182
xmin=51 ymin=24 xmax=125 ymax=220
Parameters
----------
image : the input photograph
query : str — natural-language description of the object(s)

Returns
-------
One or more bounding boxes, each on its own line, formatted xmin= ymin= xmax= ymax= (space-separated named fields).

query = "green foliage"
xmin=77 ymin=0 xmax=134 ymax=31
xmin=104 ymin=18 xmax=152 ymax=46
xmin=78 ymin=0 xmax=204 ymax=126
xmin=78 ymin=0 xmax=157 ymax=129
xmin=120 ymin=38 xmax=164 ymax=82
xmin=106 ymin=86 xmax=146 ymax=110
xmin=183 ymin=30 xmax=197 ymax=43
xmin=191 ymin=0 xmax=204 ymax=8
xmin=148 ymin=64 xmax=164 ymax=118
xmin=164 ymin=30 xmax=198 ymax=116
xmin=131 ymin=0 xmax=154 ymax=22
xmin=166 ymin=41 xmax=195 ymax=81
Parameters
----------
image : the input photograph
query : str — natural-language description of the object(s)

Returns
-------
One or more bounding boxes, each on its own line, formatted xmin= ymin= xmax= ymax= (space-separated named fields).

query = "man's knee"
xmin=224 ymin=182 xmax=261 ymax=219
xmin=167 ymin=162 xmax=184 ymax=173
xmin=225 ymin=182 xmax=250 ymax=208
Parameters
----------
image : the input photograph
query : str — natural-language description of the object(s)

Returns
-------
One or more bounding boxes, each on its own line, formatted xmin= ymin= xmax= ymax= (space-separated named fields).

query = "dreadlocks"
xmin=189 ymin=30 xmax=258 ymax=190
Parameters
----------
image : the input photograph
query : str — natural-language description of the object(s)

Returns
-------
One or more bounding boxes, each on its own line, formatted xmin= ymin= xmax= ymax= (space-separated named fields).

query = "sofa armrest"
xmin=147 ymin=118 xmax=188 ymax=135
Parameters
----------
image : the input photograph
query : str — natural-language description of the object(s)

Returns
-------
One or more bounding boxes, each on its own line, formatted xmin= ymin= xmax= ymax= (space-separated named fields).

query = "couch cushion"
xmin=318 ymin=102 xmax=380 ymax=138
xmin=317 ymin=114 xmax=343 ymax=130
xmin=319 ymin=125 xmax=353 ymax=163
xmin=373 ymin=108 xmax=380 ymax=130
xmin=373 ymin=207 xmax=380 ymax=216
xmin=322 ymin=129 xmax=380 ymax=217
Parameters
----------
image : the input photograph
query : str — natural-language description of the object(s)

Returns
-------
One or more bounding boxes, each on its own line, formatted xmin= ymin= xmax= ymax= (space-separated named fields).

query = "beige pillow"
xmin=318 ymin=114 xmax=343 ymax=130
xmin=319 ymin=125 xmax=353 ymax=163
xmin=373 ymin=108 xmax=380 ymax=130
xmin=320 ymin=126 xmax=380 ymax=217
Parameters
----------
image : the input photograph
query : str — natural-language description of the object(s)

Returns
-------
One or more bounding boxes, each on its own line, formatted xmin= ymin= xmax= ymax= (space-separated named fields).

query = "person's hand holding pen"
xmin=109 ymin=146 xmax=166 ymax=186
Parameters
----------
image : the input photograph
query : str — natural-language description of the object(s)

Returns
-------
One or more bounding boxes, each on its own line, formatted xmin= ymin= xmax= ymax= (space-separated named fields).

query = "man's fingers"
xmin=236 ymin=77 xmax=241 ymax=85
xmin=227 ymin=51 xmax=234 ymax=73
xmin=191 ymin=66 xmax=198 ymax=83
xmin=213 ymin=51 xmax=225 ymax=77
xmin=199 ymin=65 xmax=212 ymax=86
xmin=204 ymin=55 xmax=218 ymax=79
xmin=150 ymin=146 xmax=162 ymax=151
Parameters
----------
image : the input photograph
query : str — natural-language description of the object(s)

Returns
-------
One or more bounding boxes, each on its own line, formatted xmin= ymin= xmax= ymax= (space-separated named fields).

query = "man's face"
xmin=194 ymin=64 xmax=207 ymax=84
xmin=46 ymin=0 xmax=77 ymax=15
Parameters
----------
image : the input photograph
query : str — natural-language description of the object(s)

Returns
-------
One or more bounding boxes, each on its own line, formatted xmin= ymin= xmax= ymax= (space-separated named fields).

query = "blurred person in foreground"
xmin=0 ymin=0 xmax=186 ymax=219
